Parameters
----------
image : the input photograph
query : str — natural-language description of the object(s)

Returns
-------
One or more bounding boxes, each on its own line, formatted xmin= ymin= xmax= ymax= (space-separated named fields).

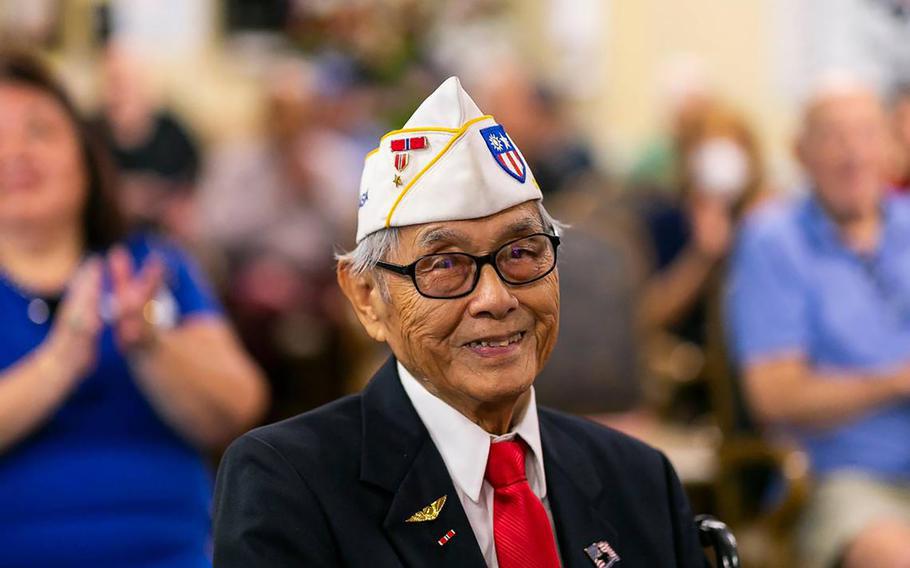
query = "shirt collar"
xmin=803 ymin=192 xmax=910 ymax=255
xmin=397 ymin=361 xmax=547 ymax=503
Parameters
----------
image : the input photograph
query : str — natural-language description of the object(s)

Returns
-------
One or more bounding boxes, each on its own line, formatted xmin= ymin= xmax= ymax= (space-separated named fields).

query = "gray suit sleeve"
xmin=213 ymin=434 xmax=338 ymax=567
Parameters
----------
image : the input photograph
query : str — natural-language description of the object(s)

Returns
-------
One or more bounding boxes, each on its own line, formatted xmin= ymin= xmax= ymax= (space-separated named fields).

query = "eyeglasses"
xmin=376 ymin=233 xmax=560 ymax=299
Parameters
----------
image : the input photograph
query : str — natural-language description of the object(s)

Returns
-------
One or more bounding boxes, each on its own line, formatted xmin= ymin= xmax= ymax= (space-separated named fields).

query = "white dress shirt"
xmin=398 ymin=362 xmax=561 ymax=567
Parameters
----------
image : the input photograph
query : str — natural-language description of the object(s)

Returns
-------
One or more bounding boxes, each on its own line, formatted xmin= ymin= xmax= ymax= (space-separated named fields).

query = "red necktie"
xmin=485 ymin=439 xmax=561 ymax=568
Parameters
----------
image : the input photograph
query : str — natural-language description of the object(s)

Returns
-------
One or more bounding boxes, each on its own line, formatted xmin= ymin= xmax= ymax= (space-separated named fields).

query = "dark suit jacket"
xmin=213 ymin=358 xmax=708 ymax=567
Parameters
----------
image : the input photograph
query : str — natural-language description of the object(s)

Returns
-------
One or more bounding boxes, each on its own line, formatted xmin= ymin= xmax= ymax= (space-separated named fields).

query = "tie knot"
xmin=485 ymin=439 xmax=528 ymax=489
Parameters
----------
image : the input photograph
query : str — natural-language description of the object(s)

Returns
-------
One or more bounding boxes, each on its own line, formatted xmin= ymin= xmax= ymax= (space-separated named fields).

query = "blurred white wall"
xmin=8 ymin=0 xmax=909 ymax=188
xmin=517 ymin=0 xmax=910 ymax=188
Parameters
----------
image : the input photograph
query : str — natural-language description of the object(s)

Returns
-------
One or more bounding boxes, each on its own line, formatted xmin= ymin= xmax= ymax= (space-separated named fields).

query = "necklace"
xmin=0 ymin=237 xmax=89 ymax=325
xmin=26 ymin=297 xmax=51 ymax=325
xmin=0 ymin=264 xmax=65 ymax=326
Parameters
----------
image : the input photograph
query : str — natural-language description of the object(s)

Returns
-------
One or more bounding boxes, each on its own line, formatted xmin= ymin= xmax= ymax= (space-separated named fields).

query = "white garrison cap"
xmin=355 ymin=76 xmax=541 ymax=242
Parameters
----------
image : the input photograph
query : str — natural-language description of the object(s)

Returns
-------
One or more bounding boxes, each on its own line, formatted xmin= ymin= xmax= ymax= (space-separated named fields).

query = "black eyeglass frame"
xmin=375 ymin=232 xmax=561 ymax=299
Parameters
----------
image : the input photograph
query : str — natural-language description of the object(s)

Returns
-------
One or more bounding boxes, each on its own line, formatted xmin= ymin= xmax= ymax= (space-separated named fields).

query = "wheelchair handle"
xmin=695 ymin=514 xmax=740 ymax=568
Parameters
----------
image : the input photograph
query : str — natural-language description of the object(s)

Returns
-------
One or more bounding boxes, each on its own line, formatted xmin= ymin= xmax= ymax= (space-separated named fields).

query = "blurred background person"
xmin=534 ymin=180 xmax=646 ymax=415
xmin=727 ymin=79 xmax=910 ymax=568
xmin=0 ymin=52 xmax=267 ymax=567
xmin=195 ymin=57 xmax=364 ymax=421
xmin=888 ymin=82 xmax=910 ymax=193
xmin=92 ymin=43 xmax=202 ymax=243
xmin=628 ymin=54 xmax=717 ymax=195
xmin=480 ymin=64 xmax=600 ymax=197
xmin=636 ymin=103 xmax=769 ymax=421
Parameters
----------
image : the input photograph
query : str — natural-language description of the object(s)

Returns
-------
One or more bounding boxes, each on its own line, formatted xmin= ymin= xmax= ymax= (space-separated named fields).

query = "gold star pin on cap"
xmin=405 ymin=495 xmax=447 ymax=523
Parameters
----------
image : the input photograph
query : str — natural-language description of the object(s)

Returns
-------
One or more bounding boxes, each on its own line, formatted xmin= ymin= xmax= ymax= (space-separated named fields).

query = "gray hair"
xmin=336 ymin=200 xmax=564 ymax=278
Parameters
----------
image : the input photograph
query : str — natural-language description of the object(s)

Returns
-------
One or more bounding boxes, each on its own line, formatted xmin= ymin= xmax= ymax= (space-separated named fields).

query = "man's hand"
xmin=688 ymin=194 xmax=734 ymax=261
xmin=886 ymin=365 xmax=910 ymax=398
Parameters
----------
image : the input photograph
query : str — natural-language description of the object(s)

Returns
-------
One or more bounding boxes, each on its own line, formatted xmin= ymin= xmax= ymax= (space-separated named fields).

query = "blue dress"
xmin=0 ymin=234 xmax=221 ymax=567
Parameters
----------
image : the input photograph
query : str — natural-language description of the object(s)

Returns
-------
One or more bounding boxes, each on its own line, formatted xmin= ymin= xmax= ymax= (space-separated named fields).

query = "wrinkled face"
xmin=798 ymin=92 xmax=888 ymax=221
xmin=0 ymin=82 xmax=86 ymax=230
xmin=379 ymin=202 xmax=560 ymax=411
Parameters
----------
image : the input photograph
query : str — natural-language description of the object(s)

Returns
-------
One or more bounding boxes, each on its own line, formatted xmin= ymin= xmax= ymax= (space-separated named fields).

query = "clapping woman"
xmin=0 ymin=52 xmax=268 ymax=567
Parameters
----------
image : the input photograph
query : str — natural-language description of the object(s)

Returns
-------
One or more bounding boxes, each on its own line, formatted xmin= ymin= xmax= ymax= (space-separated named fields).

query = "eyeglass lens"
xmin=413 ymin=234 xmax=555 ymax=298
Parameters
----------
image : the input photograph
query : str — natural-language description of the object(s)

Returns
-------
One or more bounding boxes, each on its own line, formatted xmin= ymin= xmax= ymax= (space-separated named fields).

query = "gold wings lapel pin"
xmin=405 ymin=495 xmax=447 ymax=523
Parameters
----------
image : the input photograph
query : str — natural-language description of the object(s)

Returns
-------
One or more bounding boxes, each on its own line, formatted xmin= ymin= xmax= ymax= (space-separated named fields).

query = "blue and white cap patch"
xmin=479 ymin=124 xmax=526 ymax=183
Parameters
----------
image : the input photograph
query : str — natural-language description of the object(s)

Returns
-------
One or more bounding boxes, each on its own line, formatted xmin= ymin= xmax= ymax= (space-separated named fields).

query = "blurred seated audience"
xmin=0 ymin=52 xmax=267 ymax=567
xmin=636 ymin=103 xmax=768 ymax=420
xmin=727 ymin=78 xmax=910 ymax=568
xmin=92 ymin=44 xmax=201 ymax=241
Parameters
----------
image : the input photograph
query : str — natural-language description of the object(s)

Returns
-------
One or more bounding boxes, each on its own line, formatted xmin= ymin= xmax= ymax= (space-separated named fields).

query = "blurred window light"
xmin=108 ymin=0 xmax=213 ymax=58
xmin=774 ymin=0 xmax=910 ymax=101
xmin=545 ymin=0 xmax=605 ymax=99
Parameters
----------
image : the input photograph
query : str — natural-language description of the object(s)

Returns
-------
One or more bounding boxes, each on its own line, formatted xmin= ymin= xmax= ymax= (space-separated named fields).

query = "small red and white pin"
xmin=437 ymin=529 xmax=456 ymax=547
xmin=390 ymin=136 xmax=429 ymax=186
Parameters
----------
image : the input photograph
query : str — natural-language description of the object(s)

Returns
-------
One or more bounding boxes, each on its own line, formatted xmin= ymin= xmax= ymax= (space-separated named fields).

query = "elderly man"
xmin=727 ymin=80 xmax=910 ymax=568
xmin=213 ymin=77 xmax=707 ymax=567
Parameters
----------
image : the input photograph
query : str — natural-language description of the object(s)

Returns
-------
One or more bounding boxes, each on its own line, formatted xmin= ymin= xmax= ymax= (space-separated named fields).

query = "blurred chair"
xmin=702 ymin=292 xmax=810 ymax=568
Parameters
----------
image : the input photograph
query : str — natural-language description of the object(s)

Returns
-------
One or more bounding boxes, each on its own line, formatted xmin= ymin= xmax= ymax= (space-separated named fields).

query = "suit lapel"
xmin=383 ymin=437 xmax=486 ymax=567
xmin=358 ymin=359 xmax=623 ymax=567
xmin=360 ymin=358 xmax=486 ymax=568
xmin=541 ymin=414 xmax=622 ymax=568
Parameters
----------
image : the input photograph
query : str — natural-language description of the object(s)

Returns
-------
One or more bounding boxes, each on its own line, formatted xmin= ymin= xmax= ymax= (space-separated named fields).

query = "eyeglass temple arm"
xmin=375 ymin=261 xmax=412 ymax=276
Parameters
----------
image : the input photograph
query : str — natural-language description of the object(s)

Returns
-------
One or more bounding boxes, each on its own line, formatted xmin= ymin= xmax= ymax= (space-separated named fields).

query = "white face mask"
xmin=688 ymin=137 xmax=750 ymax=199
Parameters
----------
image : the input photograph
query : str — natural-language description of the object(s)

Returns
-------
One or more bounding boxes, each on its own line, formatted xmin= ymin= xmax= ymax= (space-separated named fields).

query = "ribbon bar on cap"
xmin=390 ymin=136 xmax=428 ymax=151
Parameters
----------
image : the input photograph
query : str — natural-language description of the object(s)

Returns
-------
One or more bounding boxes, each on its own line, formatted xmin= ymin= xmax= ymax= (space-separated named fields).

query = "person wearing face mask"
xmin=213 ymin=76 xmax=710 ymax=567
xmin=0 ymin=52 xmax=269 ymax=567
xmin=637 ymin=104 xmax=768 ymax=418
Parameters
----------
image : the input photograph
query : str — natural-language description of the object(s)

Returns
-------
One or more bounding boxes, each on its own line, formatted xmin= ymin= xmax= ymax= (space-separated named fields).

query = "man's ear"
xmin=337 ymin=262 xmax=389 ymax=343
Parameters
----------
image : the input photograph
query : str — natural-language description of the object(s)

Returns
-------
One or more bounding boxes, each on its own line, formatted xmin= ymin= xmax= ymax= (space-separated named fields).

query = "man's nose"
xmin=467 ymin=264 xmax=519 ymax=319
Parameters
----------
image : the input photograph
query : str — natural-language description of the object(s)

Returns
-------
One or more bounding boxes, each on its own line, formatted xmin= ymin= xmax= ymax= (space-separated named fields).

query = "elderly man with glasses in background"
xmin=213 ymin=77 xmax=708 ymax=568
xmin=728 ymin=78 xmax=910 ymax=568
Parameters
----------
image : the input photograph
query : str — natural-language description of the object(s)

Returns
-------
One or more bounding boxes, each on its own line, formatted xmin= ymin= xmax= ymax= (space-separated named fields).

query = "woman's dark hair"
xmin=0 ymin=50 xmax=125 ymax=250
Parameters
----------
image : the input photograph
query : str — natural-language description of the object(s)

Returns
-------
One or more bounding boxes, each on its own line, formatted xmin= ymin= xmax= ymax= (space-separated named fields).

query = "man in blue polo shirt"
xmin=727 ymin=80 xmax=910 ymax=568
